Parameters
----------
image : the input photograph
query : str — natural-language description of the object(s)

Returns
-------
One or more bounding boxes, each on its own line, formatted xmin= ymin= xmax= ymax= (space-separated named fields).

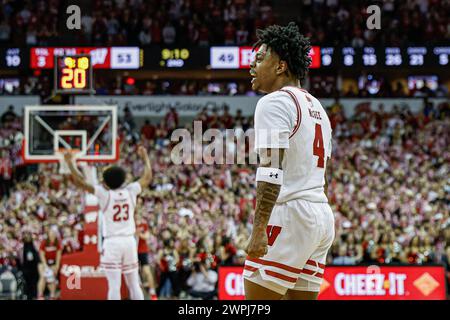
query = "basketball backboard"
xmin=23 ymin=105 xmax=118 ymax=164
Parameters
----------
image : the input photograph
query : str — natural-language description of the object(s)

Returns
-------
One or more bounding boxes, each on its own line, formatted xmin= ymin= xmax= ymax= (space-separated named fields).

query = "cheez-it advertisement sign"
xmin=319 ymin=266 xmax=446 ymax=300
xmin=219 ymin=267 xmax=246 ymax=300
xmin=218 ymin=266 xmax=446 ymax=300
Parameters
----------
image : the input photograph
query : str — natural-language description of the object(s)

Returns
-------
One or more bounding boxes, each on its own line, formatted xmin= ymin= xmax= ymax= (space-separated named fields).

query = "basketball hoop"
xmin=23 ymin=105 xmax=119 ymax=165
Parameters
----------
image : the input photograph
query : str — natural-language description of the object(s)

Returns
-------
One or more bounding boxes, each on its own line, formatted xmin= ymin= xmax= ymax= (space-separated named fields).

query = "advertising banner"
xmin=218 ymin=265 xmax=447 ymax=300
xmin=2 ymin=96 xmax=446 ymax=118
xmin=75 ymin=96 xmax=447 ymax=118
xmin=319 ymin=265 xmax=447 ymax=300
xmin=75 ymin=95 xmax=260 ymax=117
xmin=0 ymin=96 xmax=40 ymax=111
xmin=218 ymin=267 xmax=246 ymax=300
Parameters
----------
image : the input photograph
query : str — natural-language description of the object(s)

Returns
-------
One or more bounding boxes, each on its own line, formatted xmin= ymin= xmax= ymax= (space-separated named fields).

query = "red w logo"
xmin=266 ymin=225 xmax=282 ymax=246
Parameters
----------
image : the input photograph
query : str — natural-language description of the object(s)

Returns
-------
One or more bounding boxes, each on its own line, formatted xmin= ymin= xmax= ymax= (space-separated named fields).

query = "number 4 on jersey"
xmin=313 ymin=123 xmax=325 ymax=168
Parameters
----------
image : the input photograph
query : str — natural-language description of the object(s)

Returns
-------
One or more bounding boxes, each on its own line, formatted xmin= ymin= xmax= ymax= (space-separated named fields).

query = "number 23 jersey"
xmin=254 ymin=86 xmax=332 ymax=203
xmin=94 ymin=182 xmax=141 ymax=238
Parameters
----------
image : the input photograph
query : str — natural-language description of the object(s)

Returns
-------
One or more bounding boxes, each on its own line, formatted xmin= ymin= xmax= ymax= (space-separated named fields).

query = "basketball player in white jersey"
xmin=244 ymin=22 xmax=335 ymax=300
xmin=64 ymin=146 xmax=152 ymax=300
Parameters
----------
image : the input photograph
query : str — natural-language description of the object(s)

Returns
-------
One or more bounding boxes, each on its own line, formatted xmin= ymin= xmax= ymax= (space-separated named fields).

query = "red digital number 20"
xmin=313 ymin=123 xmax=325 ymax=168
xmin=113 ymin=204 xmax=129 ymax=222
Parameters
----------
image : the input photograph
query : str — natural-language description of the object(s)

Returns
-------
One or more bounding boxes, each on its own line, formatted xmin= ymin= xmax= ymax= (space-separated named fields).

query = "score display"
xmin=54 ymin=54 xmax=93 ymax=94
xmin=210 ymin=46 xmax=321 ymax=69
xmin=31 ymin=47 xmax=141 ymax=69
xmin=210 ymin=47 xmax=254 ymax=69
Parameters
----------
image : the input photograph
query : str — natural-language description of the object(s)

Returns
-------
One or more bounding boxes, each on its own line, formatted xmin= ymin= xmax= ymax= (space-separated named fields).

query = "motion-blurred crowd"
xmin=0 ymin=97 xmax=449 ymax=299
xmin=1 ymin=0 xmax=448 ymax=46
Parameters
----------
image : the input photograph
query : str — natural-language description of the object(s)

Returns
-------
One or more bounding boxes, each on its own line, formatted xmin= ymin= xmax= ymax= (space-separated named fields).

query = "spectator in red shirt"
xmin=141 ymin=120 xmax=156 ymax=141
xmin=136 ymin=215 xmax=157 ymax=300
xmin=37 ymin=228 xmax=62 ymax=300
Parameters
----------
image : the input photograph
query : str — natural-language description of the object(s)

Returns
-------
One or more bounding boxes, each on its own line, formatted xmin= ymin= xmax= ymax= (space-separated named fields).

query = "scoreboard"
xmin=0 ymin=45 xmax=447 ymax=71
xmin=210 ymin=45 xmax=450 ymax=69
xmin=321 ymin=46 xmax=450 ymax=69
xmin=31 ymin=47 xmax=142 ymax=69
xmin=209 ymin=46 xmax=321 ymax=69
xmin=54 ymin=54 xmax=93 ymax=94
xmin=210 ymin=46 xmax=254 ymax=69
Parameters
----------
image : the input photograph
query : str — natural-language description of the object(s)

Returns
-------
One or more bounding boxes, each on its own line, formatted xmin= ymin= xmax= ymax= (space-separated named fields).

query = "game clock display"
xmin=143 ymin=47 xmax=209 ymax=69
xmin=54 ymin=54 xmax=94 ymax=94
xmin=160 ymin=48 xmax=190 ymax=67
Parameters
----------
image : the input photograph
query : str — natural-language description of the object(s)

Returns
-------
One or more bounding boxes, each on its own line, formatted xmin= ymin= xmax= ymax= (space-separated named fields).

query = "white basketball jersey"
xmin=254 ymin=86 xmax=332 ymax=203
xmin=94 ymin=182 xmax=141 ymax=238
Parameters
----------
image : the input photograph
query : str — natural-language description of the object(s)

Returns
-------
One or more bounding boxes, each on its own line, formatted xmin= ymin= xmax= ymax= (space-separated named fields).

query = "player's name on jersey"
xmin=309 ymin=109 xmax=322 ymax=120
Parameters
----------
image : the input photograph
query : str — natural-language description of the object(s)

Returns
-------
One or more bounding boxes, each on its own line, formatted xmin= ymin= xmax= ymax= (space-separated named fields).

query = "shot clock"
xmin=54 ymin=54 xmax=94 ymax=94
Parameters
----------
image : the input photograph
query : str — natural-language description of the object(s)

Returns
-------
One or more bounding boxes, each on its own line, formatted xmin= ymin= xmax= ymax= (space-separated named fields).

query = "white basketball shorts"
xmin=100 ymin=236 xmax=139 ymax=274
xmin=243 ymin=198 xmax=335 ymax=294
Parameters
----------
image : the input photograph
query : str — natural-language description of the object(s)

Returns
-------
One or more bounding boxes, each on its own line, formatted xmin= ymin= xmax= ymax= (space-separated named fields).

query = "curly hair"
xmin=103 ymin=166 xmax=126 ymax=189
xmin=253 ymin=22 xmax=312 ymax=82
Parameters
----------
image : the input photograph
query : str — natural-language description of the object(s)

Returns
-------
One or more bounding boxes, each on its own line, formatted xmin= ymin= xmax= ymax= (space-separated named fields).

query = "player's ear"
xmin=276 ymin=60 xmax=288 ymax=75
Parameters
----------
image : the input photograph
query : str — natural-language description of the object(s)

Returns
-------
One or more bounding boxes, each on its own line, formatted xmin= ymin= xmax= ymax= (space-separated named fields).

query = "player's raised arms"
xmin=136 ymin=146 xmax=153 ymax=190
xmin=64 ymin=152 xmax=95 ymax=194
